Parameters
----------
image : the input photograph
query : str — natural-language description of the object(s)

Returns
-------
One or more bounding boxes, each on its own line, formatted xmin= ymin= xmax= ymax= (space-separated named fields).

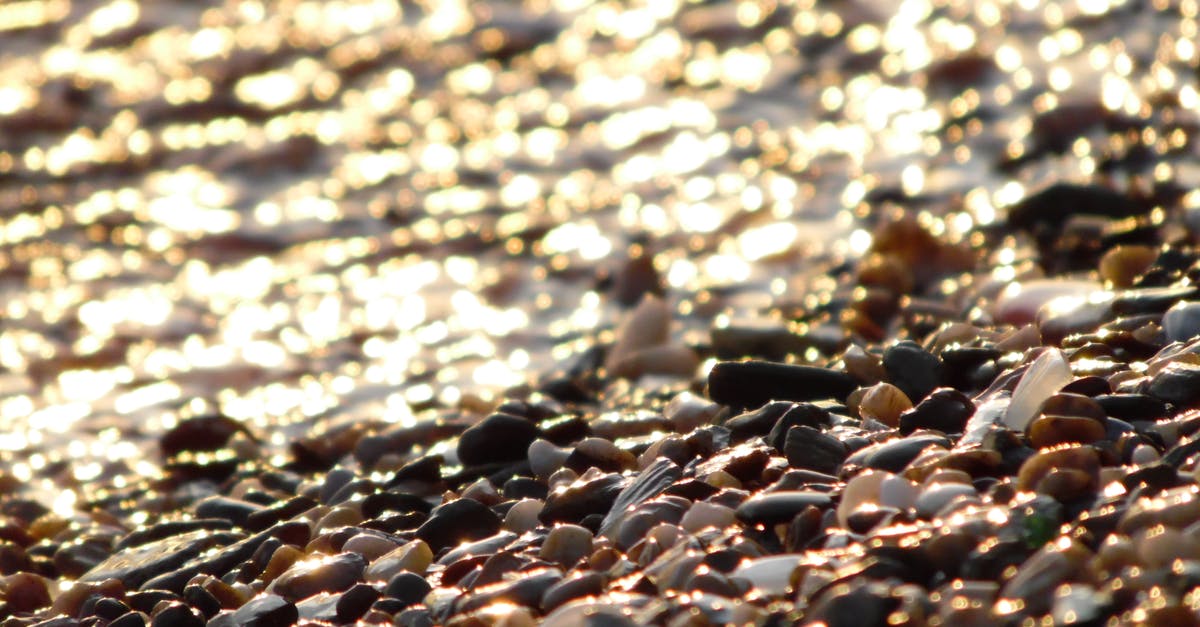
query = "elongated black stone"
xmin=707 ymin=361 xmax=856 ymax=410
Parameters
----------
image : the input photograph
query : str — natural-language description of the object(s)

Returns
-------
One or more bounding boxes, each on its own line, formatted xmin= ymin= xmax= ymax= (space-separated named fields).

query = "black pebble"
xmin=708 ymin=361 xmax=857 ymax=410
xmin=182 ymin=584 xmax=221 ymax=618
xmin=457 ymin=413 xmax=542 ymax=466
xmin=883 ymin=341 xmax=943 ymax=404
xmin=415 ymin=498 xmax=501 ymax=552
xmin=898 ymin=388 xmax=974 ymax=435
xmin=150 ymin=602 xmax=204 ymax=627
xmin=230 ymin=595 xmax=298 ymax=627
xmin=386 ymin=572 xmax=433 ymax=608
xmin=783 ymin=426 xmax=847 ymax=475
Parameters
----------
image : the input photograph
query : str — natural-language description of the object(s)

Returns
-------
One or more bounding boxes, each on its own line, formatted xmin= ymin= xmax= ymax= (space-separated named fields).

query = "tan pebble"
xmin=260 ymin=545 xmax=305 ymax=585
xmin=1120 ymin=485 xmax=1200 ymax=533
xmin=460 ymin=477 xmax=502 ymax=505
xmin=842 ymin=345 xmax=886 ymax=384
xmin=2 ymin=572 xmax=51 ymax=613
xmin=923 ymin=469 xmax=972 ymax=486
xmin=198 ymin=575 xmax=246 ymax=608
xmin=539 ymin=524 xmax=593 ymax=567
xmin=1137 ymin=525 xmax=1200 ymax=569
xmin=1099 ymin=245 xmax=1157 ymax=288
xmin=664 ymin=391 xmax=722 ymax=433
xmin=342 ymin=534 xmax=399 ymax=562
xmin=548 ymin=467 xmax=578 ymax=491
xmin=49 ymin=579 xmax=121 ymax=618
xmin=1132 ymin=444 xmax=1160 ymax=465
xmin=703 ymin=470 xmax=741 ymax=489
xmin=502 ymin=498 xmax=543 ymax=534
xmin=27 ymin=514 xmax=68 ymax=542
xmin=605 ymin=294 xmax=671 ymax=375
xmin=679 ymin=502 xmax=736 ymax=533
xmin=647 ymin=523 xmax=682 ymax=549
xmin=611 ymin=343 xmax=699 ymax=379
xmin=315 ymin=506 xmax=362 ymax=533
xmin=1092 ymin=533 xmax=1137 ymax=576
xmin=994 ymin=324 xmax=1041 ymax=353
xmin=529 ymin=439 xmax=569 ymax=480
xmin=858 ymin=382 xmax=912 ymax=427
xmin=231 ymin=580 xmax=260 ymax=600
xmin=575 ymin=437 xmax=636 ymax=471
xmin=364 ymin=539 xmax=432 ymax=581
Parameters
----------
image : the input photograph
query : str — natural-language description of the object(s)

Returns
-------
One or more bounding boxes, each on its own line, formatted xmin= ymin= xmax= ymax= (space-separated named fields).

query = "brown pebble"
xmin=260 ymin=545 xmax=305 ymax=585
xmin=2 ymin=572 xmax=51 ymax=613
xmin=1099 ymin=245 xmax=1157 ymax=288
xmin=858 ymin=382 xmax=913 ymax=427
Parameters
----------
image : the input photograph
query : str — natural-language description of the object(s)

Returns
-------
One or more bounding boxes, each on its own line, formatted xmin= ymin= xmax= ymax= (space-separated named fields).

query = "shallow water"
xmin=0 ymin=0 xmax=1196 ymax=515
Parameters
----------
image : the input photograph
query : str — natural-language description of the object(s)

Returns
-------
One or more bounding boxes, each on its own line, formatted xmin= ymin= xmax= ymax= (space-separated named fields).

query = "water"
xmin=0 ymin=0 xmax=1196 ymax=515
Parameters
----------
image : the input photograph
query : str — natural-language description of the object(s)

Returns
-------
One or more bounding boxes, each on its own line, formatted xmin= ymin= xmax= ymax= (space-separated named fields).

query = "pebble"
xmin=539 ymin=525 xmax=593 ymax=567
xmin=416 ymin=499 xmax=502 ymax=552
xmin=230 ymin=595 xmax=298 ymax=627
xmin=735 ymin=491 xmax=833 ymax=526
xmin=678 ymin=502 xmax=736 ymax=533
xmin=1163 ymin=300 xmax=1200 ymax=342
xmin=882 ymin=341 xmax=944 ymax=403
xmin=782 ymin=426 xmax=847 ymax=475
xmin=898 ymin=388 xmax=974 ymax=435
xmin=267 ymin=551 xmax=366 ymax=602
xmin=707 ymin=361 xmax=857 ymax=410
xmin=1004 ymin=348 xmax=1073 ymax=430
xmin=457 ymin=413 xmax=542 ymax=466
xmin=1147 ymin=361 xmax=1200 ymax=408
xmin=857 ymin=382 xmax=912 ymax=427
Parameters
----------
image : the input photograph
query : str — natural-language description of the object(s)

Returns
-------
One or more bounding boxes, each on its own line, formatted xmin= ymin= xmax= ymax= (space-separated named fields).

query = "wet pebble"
xmin=458 ymin=413 xmax=541 ymax=466
xmin=267 ymin=551 xmax=366 ymax=602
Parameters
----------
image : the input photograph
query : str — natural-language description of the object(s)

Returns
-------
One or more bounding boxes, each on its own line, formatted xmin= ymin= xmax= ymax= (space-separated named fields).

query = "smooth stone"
xmin=724 ymin=401 xmax=799 ymax=441
xmin=994 ymin=279 xmax=1104 ymax=326
xmin=765 ymin=403 xmax=831 ymax=450
xmin=898 ymin=388 xmax=974 ymax=435
xmin=150 ymin=602 xmax=204 ymax=627
xmin=415 ymin=498 xmax=501 ymax=552
xmin=609 ymin=343 xmax=700 ymax=379
xmin=914 ymin=483 xmax=978 ymax=519
xmin=605 ymin=294 xmax=671 ymax=374
xmin=1036 ymin=294 xmax=1114 ymax=345
xmin=732 ymin=555 xmax=803 ymax=597
xmin=707 ymin=361 xmax=857 ymax=410
xmin=711 ymin=318 xmax=811 ymax=360
xmin=542 ymin=471 xmax=628 ymax=526
xmin=79 ymin=529 xmax=243 ymax=589
xmin=883 ymin=341 xmax=943 ymax=404
xmin=108 ymin=613 xmax=147 ymax=627
xmin=385 ymin=571 xmax=432 ymax=608
xmin=846 ymin=434 xmax=950 ymax=473
xmin=296 ymin=583 xmax=379 ymax=623
xmin=1099 ymin=245 xmax=1158 ymax=288
xmin=502 ymin=498 xmax=544 ymax=534
xmin=230 ymin=595 xmax=298 ymax=627
xmin=539 ymin=525 xmax=593 ymax=567
xmin=458 ymin=413 xmax=541 ymax=466
xmin=159 ymin=414 xmax=251 ymax=457
xmin=1005 ymin=348 xmax=1072 ymax=430
xmin=454 ymin=567 xmax=564 ymax=614
xmin=679 ymin=502 xmax=737 ymax=533
xmin=437 ymin=531 xmax=518 ymax=565
xmin=664 ymin=391 xmax=722 ymax=433
xmin=998 ymin=539 xmax=1090 ymax=615
xmin=735 ymin=491 xmax=833 ymax=525
xmin=1164 ymin=301 xmax=1200 ymax=343
xmin=857 ymin=382 xmax=912 ymax=427
xmin=1113 ymin=285 xmax=1200 ymax=316
xmin=141 ymin=522 xmax=311 ymax=593
xmin=342 ymin=533 xmax=399 ymax=562
xmin=528 ymin=439 xmax=570 ymax=480
xmin=2 ymin=572 xmax=51 ymax=613
xmin=540 ymin=572 xmax=604 ymax=611
xmin=782 ymin=426 xmax=847 ymax=476
xmin=364 ymin=539 xmax=433 ymax=581
xmin=1147 ymin=361 xmax=1200 ymax=408
xmin=1006 ymin=183 xmax=1145 ymax=229
xmin=837 ymin=471 xmax=919 ymax=528
xmin=564 ymin=437 xmax=636 ymax=474
xmin=268 ymin=552 xmax=366 ymax=602
xmin=1094 ymin=393 xmax=1168 ymax=422
xmin=182 ymin=584 xmax=221 ymax=618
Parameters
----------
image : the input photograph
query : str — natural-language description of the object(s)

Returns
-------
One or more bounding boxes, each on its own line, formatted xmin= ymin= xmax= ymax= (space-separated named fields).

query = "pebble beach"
xmin=1 ymin=0 xmax=1200 ymax=625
